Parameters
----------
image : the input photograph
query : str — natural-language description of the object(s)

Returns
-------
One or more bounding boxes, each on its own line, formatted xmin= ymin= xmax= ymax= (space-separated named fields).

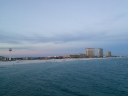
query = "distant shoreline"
xmin=0 ymin=57 xmax=126 ymax=66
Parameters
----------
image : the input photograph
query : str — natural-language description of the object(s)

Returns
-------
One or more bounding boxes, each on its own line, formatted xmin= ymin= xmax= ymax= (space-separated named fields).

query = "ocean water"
xmin=0 ymin=58 xmax=128 ymax=96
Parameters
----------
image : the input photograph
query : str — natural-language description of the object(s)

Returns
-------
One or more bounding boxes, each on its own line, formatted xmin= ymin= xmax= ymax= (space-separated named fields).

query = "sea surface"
xmin=0 ymin=58 xmax=128 ymax=96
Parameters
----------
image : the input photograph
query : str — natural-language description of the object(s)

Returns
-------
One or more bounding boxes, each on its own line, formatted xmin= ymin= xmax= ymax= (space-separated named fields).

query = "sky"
xmin=0 ymin=0 xmax=128 ymax=57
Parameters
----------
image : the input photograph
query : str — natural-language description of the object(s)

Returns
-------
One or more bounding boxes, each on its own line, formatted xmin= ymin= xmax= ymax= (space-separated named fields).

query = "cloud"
xmin=0 ymin=27 xmax=128 ymax=46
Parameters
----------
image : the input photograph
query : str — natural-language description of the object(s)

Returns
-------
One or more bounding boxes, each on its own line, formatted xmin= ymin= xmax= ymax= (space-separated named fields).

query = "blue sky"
xmin=0 ymin=0 xmax=128 ymax=57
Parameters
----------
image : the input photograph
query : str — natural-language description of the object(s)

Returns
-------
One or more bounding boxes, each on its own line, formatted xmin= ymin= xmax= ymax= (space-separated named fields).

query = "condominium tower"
xmin=97 ymin=48 xmax=103 ymax=57
xmin=86 ymin=48 xmax=95 ymax=58
xmin=106 ymin=51 xmax=111 ymax=57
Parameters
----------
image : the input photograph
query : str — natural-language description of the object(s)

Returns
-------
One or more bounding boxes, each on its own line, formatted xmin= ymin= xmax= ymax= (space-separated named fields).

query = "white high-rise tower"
xmin=97 ymin=48 xmax=103 ymax=57
xmin=86 ymin=48 xmax=95 ymax=58
xmin=9 ymin=48 xmax=12 ymax=60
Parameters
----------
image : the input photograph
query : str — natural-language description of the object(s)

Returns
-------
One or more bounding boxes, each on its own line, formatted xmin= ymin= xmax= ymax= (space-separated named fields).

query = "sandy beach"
xmin=0 ymin=58 xmax=104 ymax=66
xmin=0 ymin=59 xmax=67 ymax=66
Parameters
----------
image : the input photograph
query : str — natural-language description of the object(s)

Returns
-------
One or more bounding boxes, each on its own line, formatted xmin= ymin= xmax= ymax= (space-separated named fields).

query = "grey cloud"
xmin=0 ymin=29 xmax=127 ymax=45
xmin=0 ymin=31 xmax=108 ymax=44
xmin=0 ymin=47 xmax=29 ymax=50
xmin=0 ymin=32 xmax=23 ymax=44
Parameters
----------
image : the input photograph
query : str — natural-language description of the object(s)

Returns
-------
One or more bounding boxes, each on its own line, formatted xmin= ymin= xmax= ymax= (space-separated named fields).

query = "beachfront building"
xmin=0 ymin=56 xmax=9 ymax=61
xmin=70 ymin=54 xmax=79 ymax=58
xmin=0 ymin=56 xmax=4 ymax=61
xmin=65 ymin=55 xmax=71 ymax=58
xmin=106 ymin=51 xmax=111 ymax=57
xmin=68 ymin=54 xmax=86 ymax=58
xmin=78 ymin=54 xmax=86 ymax=58
xmin=97 ymin=48 xmax=103 ymax=57
xmin=86 ymin=48 xmax=95 ymax=58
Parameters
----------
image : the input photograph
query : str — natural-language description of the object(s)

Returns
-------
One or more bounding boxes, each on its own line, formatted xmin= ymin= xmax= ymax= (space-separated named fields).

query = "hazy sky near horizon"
xmin=0 ymin=0 xmax=128 ymax=57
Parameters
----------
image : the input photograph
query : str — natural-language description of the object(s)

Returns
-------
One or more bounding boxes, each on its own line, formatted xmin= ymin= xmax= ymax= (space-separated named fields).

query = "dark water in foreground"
xmin=0 ymin=58 xmax=128 ymax=96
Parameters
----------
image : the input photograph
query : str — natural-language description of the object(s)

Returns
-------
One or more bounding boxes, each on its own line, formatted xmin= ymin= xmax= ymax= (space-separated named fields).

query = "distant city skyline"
xmin=0 ymin=0 xmax=128 ymax=57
